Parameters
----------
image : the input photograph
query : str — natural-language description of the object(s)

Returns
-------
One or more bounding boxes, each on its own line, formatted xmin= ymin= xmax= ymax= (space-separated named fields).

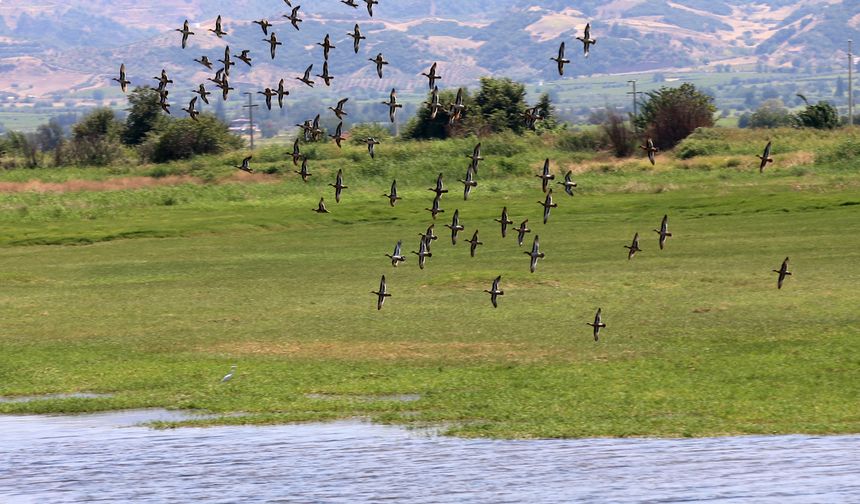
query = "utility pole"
xmin=243 ymin=92 xmax=259 ymax=150
xmin=849 ymin=40 xmax=854 ymax=127
xmin=627 ymin=80 xmax=644 ymax=129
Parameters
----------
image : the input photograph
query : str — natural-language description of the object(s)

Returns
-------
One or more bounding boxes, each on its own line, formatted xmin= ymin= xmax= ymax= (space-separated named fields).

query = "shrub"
xmin=349 ymin=123 xmax=392 ymax=145
xmin=748 ymin=100 xmax=794 ymax=129
xmin=556 ymin=129 xmax=605 ymax=152
xmin=601 ymin=111 xmax=635 ymax=157
xmin=69 ymin=108 xmax=125 ymax=166
xmin=796 ymin=100 xmax=839 ymax=130
xmin=634 ymin=83 xmax=717 ymax=150
xmin=146 ymin=114 xmax=243 ymax=163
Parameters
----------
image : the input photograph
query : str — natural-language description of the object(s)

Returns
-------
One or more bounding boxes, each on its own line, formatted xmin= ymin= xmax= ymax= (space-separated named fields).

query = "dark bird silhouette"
xmin=329 ymin=98 xmax=349 ymax=120
xmin=446 ymin=209 xmax=465 ymax=245
xmin=536 ymin=158 xmax=555 ymax=193
xmin=466 ymin=142 xmax=483 ymax=173
xmin=524 ymin=235 xmax=545 ymax=273
xmin=158 ymin=89 xmax=171 ymax=114
xmin=586 ymin=308 xmax=606 ymax=341
xmin=371 ymin=275 xmax=391 ymax=310
xmin=449 ymin=88 xmax=465 ymax=124
xmin=258 ymin=88 xmax=275 ymax=110
xmin=311 ymin=114 xmax=324 ymax=141
xmin=412 ymin=236 xmax=432 ymax=269
xmin=383 ymin=179 xmax=401 ymax=207
xmin=459 ymin=165 xmax=478 ymax=200
xmin=153 ymin=69 xmax=172 ymax=92
xmin=313 ymin=197 xmax=329 ymax=214
xmin=276 ymin=79 xmax=289 ymax=108
xmin=640 ymin=138 xmax=658 ymax=166
xmin=347 ymin=24 xmax=366 ymax=54
xmin=624 ymin=232 xmax=641 ymax=260
xmin=557 ymin=170 xmax=577 ymax=196
xmin=382 ymin=88 xmax=403 ymax=122
xmin=253 ymin=19 xmax=272 ymax=35
xmin=176 ymin=20 xmax=194 ymax=49
xmin=427 ymin=86 xmax=443 ymax=120
xmin=421 ymin=62 xmax=441 ymax=89
xmin=428 ymin=172 xmax=448 ymax=198
xmin=386 ymin=240 xmax=406 ymax=267
xmin=365 ymin=0 xmax=379 ymax=17
xmin=235 ymin=155 xmax=253 ymax=173
xmin=264 ymin=33 xmax=282 ymax=59
xmin=318 ymin=34 xmax=336 ymax=60
xmin=237 ymin=50 xmax=252 ymax=67
xmin=297 ymin=64 xmax=315 ymax=87
xmin=316 ymin=61 xmax=334 ymax=87
xmin=342 ymin=0 xmax=359 ymax=8
xmin=495 ymin=207 xmax=514 ymax=238
xmin=209 ymin=15 xmax=227 ymax=38
xmin=216 ymin=77 xmax=234 ymax=100
xmin=370 ymin=53 xmax=389 ymax=79
xmin=207 ymin=68 xmax=225 ymax=86
xmin=194 ymin=55 xmax=213 ymax=70
xmin=366 ymin=137 xmax=381 ymax=159
xmin=465 ymin=229 xmax=483 ymax=257
xmin=514 ymin=219 xmax=531 ymax=246
xmin=295 ymin=157 xmax=312 ymax=182
xmin=425 ymin=194 xmax=444 ymax=219
xmin=654 ymin=215 xmax=672 ymax=250
xmin=112 ymin=63 xmax=130 ymax=93
xmin=182 ymin=96 xmax=199 ymax=120
xmin=285 ymin=6 xmax=303 ymax=30
xmin=484 ymin=276 xmax=503 ymax=308
xmin=773 ymin=257 xmax=791 ymax=289
xmin=329 ymin=169 xmax=348 ymax=202
xmin=576 ymin=23 xmax=597 ymax=58
xmin=551 ymin=41 xmax=570 ymax=75
xmin=757 ymin=141 xmax=773 ymax=173
xmin=292 ymin=138 xmax=302 ymax=166
xmin=218 ymin=46 xmax=235 ymax=76
xmin=419 ymin=224 xmax=438 ymax=249
xmin=296 ymin=120 xmax=313 ymax=142
xmin=538 ymin=189 xmax=558 ymax=224
xmin=192 ymin=83 xmax=211 ymax=105
xmin=330 ymin=122 xmax=346 ymax=148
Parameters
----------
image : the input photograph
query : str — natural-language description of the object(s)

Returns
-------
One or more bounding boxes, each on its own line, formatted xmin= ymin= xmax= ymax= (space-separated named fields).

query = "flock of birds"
xmin=111 ymin=2 xmax=792 ymax=353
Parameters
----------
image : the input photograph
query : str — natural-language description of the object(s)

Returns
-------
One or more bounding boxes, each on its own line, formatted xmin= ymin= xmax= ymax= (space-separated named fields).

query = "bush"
xmin=747 ymin=100 xmax=794 ymax=129
xmin=601 ymin=111 xmax=635 ymax=157
xmin=555 ymin=129 xmax=605 ymax=152
xmin=634 ymin=83 xmax=717 ymax=150
xmin=796 ymin=100 xmax=839 ymax=130
xmin=69 ymin=108 xmax=125 ymax=166
xmin=349 ymin=123 xmax=392 ymax=145
xmin=146 ymin=114 xmax=243 ymax=163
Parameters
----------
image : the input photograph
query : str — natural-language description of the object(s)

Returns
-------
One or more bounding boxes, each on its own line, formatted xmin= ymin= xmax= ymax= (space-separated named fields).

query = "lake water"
xmin=1 ymin=410 xmax=858 ymax=503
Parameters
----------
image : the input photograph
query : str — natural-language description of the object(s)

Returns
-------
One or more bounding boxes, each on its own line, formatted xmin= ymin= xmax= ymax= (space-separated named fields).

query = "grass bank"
xmin=0 ymin=128 xmax=858 ymax=438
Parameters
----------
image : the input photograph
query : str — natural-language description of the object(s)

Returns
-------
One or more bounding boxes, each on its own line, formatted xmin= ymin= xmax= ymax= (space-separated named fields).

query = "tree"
xmin=123 ymin=87 xmax=164 ymax=146
xmin=146 ymin=114 xmax=242 ymax=163
xmin=795 ymin=98 xmax=839 ymax=130
xmin=69 ymin=108 xmax=125 ymax=166
xmin=634 ymin=83 xmax=717 ymax=150
xmin=403 ymin=88 xmax=480 ymax=140
xmin=474 ymin=77 xmax=527 ymax=133
xmin=35 ymin=119 xmax=64 ymax=151
xmin=5 ymin=131 xmax=39 ymax=168
xmin=534 ymin=93 xmax=560 ymax=132
xmin=748 ymin=100 xmax=794 ymax=129
xmin=601 ymin=110 xmax=635 ymax=157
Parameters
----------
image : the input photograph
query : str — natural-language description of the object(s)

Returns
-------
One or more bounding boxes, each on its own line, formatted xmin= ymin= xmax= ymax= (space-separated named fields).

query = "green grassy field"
xmin=0 ymin=128 xmax=858 ymax=438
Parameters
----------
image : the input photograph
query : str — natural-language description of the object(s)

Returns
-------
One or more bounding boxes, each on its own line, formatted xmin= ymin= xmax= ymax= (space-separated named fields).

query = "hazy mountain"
xmin=0 ymin=0 xmax=856 ymax=97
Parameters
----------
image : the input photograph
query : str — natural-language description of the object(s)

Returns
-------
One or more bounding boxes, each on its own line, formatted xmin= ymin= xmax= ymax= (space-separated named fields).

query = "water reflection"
xmin=0 ymin=411 xmax=857 ymax=503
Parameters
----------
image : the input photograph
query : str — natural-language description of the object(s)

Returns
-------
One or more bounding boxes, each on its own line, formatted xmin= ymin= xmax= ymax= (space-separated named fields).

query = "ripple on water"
xmin=0 ymin=411 xmax=858 ymax=503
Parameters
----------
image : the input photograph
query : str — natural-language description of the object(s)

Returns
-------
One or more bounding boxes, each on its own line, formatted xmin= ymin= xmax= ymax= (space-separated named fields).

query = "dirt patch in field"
xmin=203 ymin=340 xmax=567 ymax=363
xmin=0 ymin=172 xmax=277 ymax=194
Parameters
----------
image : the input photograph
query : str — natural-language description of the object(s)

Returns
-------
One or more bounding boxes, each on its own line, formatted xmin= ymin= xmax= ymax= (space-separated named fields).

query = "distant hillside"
xmin=0 ymin=0 xmax=857 ymax=98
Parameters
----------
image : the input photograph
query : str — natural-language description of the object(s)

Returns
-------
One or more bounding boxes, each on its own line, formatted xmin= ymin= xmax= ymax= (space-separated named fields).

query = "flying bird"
xmin=253 ymin=19 xmax=272 ymax=35
xmin=446 ymin=209 xmax=465 ymax=245
xmin=495 ymin=207 xmax=513 ymax=238
xmin=291 ymin=138 xmax=302 ymax=166
xmin=237 ymin=50 xmax=252 ymax=67
xmin=421 ymin=62 xmax=441 ymax=89
xmin=297 ymin=64 xmax=315 ymax=87
xmin=382 ymin=89 xmax=403 ymax=122
xmin=551 ymin=41 xmax=570 ymax=75
xmin=329 ymin=98 xmax=349 ymax=120
xmin=576 ymin=23 xmax=597 ymax=57
xmin=654 ymin=215 xmax=672 ymax=250
xmin=419 ymin=224 xmax=438 ymax=249
xmin=366 ymin=137 xmax=381 ymax=159
xmin=459 ymin=165 xmax=478 ymax=200
xmin=371 ymin=275 xmax=391 ymax=310
xmin=192 ymin=83 xmax=211 ymax=105
xmin=181 ymin=96 xmax=199 ymax=120
xmin=538 ymin=189 xmax=558 ymax=224
xmin=258 ymin=88 xmax=275 ymax=110
xmin=466 ymin=143 xmax=483 ymax=173
xmin=586 ymin=308 xmax=606 ymax=341
xmin=640 ymin=138 xmax=658 ymax=165
xmin=365 ymin=0 xmax=379 ymax=17
xmin=153 ymin=69 xmax=172 ymax=92
xmin=318 ymin=34 xmax=336 ymax=60
xmin=342 ymin=0 xmax=359 ymax=8
xmin=264 ymin=33 xmax=282 ymax=59
xmin=330 ymin=122 xmax=346 ymax=148
xmin=484 ymin=276 xmax=504 ymax=308
xmin=176 ymin=20 xmax=194 ymax=49
xmin=235 ymin=156 xmax=253 ymax=173
xmin=524 ymin=235 xmax=545 ymax=273
xmin=383 ymin=179 xmax=401 ymax=207
xmin=465 ymin=230 xmax=483 ymax=257
xmin=757 ymin=141 xmax=773 ymax=173
xmin=428 ymin=172 xmax=448 ymax=198
xmin=285 ymin=6 xmax=303 ymax=30
xmin=427 ymin=86 xmax=443 ymax=119
xmin=295 ymin=157 xmax=312 ymax=182
xmin=385 ymin=240 xmax=406 ymax=267
xmin=557 ymin=170 xmax=577 ymax=196
xmin=194 ymin=55 xmax=213 ymax=70
xmin=449 ymin=88 xmax=466 ymax=124
xmin=369 ymin=53 xmax=389 ymax=79
xmin=328 ymin=169 xmax=348 ymax=202
xmin=412 ymin=236 xmax=432 ymax=270
xmin=313 ymin=197 xmax=330 ymax=214
xmin=276 ymin=79 xmax=289 ymax=108
xmin=624 ymin=232 xmax=641 ymax=260
xmin=514 ymin=219 xmax=531 ymax=246
xmin=347 ymin=24 xmax=366 ymax=54
xmin=218 ymin=46 xmax=235 ymax=75
xmin=425 ymin=194 xmax=444 ymax=219
xmin=209 ymin=15 xmax=227 ymax=38
xmin=112 ymin=63 xmax=130 ymax=93
xmin=773 ymin=257 xmax=792 ymax=289
xmin=316 ymin=61 xmax=334 ymax=87
xmin=536 ymin=158 xmax=555 ymax=193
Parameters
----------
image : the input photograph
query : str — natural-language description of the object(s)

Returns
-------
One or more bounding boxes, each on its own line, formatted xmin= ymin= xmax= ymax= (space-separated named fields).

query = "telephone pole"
xmin=627 ymin=80 xmax=644 ymax=129
xmin=849 ymin=40 xmax=854 ymax=127
xmin=243 ymin=92 xmax=259 ymax=150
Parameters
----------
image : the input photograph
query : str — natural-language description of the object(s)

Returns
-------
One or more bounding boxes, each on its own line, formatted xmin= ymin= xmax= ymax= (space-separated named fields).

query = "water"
xmin=1 ymin=411 xmax=858 ymax=503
